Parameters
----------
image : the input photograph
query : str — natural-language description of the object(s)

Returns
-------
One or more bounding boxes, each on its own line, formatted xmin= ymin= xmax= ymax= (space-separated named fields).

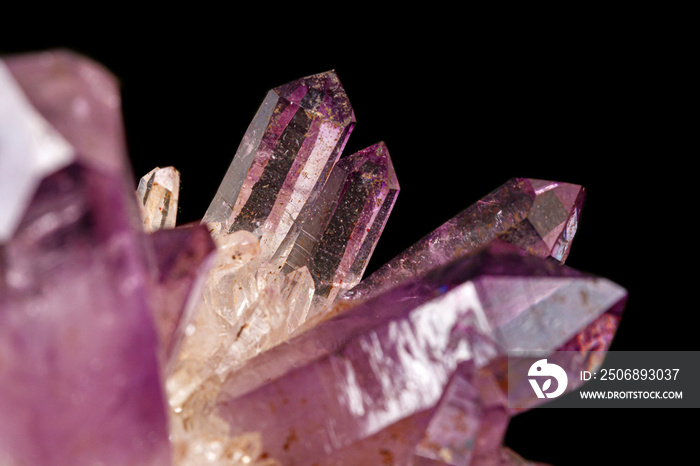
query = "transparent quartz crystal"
xmin=137 ymin=166 xmax=180 ymax=232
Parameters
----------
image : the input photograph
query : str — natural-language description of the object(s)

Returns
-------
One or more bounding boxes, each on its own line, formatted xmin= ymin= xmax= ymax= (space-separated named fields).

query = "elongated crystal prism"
xmin=274 ymin=141 xmax=399 ymax=315
xmin=138 ymin=166 xmax=180 ymax=232
xmin=342 ymin=178 xmax=585 ymax=303
xmin=203 ymin=71 xmax=355 ymax=261
xmin=0 ymin=51 xmax=170 ymax=465
xmin=216 ymin=243 xmax=626 ymax=464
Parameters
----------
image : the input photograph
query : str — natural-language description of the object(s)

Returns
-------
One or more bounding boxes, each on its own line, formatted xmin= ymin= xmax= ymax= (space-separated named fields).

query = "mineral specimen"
xmin=0 ymin=51 xmax=626 ymax=466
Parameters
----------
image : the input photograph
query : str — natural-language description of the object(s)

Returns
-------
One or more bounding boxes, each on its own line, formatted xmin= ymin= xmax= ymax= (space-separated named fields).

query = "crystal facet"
xmin=410 ymin=363 xmax=505 ymax=465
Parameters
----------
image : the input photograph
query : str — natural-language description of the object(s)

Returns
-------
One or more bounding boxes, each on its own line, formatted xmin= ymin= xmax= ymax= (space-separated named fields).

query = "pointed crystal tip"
xmin=274 ymin=70 xmax=355 ymax=127
xmin=137 ymin=166 xmax=180 ymax=232
xmin=348 ymin=142 xmax=400 ymax=190
xmin=522 ymin=178 xmax=585 ymax=261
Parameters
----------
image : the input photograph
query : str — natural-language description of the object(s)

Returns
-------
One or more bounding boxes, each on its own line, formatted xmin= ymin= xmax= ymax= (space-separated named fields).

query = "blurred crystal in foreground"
xmin=0 ymin=51 xmax=170 ymax=465
xmin=0 ymin=51 xmax=626 ymax=466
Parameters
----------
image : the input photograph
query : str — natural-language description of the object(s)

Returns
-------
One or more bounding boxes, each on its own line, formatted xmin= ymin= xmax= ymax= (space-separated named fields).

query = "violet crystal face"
xmin=0 ymin=51 xmax=627 ymax=466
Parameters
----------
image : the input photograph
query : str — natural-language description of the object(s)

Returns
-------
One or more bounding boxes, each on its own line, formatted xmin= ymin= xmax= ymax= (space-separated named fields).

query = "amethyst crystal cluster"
xmin=0 ymin=50 xmax=626 ymax=465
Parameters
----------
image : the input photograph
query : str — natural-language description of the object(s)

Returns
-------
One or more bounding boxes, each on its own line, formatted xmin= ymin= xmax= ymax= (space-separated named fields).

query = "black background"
xmin=2 ymin=20 xmax=693 ymax=465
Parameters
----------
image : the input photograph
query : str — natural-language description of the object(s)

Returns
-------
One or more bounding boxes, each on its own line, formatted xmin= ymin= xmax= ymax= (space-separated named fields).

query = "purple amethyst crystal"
xmin=0 ymin=52 xmax=625 ymax=466
xmin=216 ymin=243 xmax=626 ymax=464
xmin=0 ymin=51 xmax=171 ymax=465
xmin=343 ymin=178 xmax=584 ymax=303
